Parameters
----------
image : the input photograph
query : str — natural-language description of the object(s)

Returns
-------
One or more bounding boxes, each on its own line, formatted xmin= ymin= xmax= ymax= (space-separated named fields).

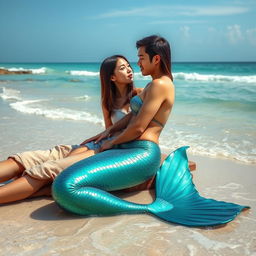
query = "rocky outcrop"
xmin=0 ymin=68 xmax=32 ymax=75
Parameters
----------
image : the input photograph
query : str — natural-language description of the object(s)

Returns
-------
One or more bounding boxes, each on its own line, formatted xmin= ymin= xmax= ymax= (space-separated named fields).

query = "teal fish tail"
xmin=147 ymin=146 xmax=250 ymax=227
xmin=53 ymin=141 xmax=249 ymax=226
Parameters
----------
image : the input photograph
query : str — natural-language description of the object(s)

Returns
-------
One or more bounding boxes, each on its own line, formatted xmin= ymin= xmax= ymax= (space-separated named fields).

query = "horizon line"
xmin=1 ymin=61 xmax=256 ymax=64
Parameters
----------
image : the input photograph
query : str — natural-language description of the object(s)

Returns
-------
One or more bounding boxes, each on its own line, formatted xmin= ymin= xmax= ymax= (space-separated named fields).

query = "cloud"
xmin=94 ymin=5 xmax=249 ymax=19
xmin=178 ymin=6 xmax=248 ymax=16
xmin=246 ymin=28 xmax=256 ymax=46
xmin=95 ymin=6 xmax=156 ymax=18
xmin=149 ymin=20 xmax=205 ymax=25
xmin=96 ymin=7 xmax=153 ymax=18
xmin=226 ymin=25 xmax=256 ymax=46
xmin=227 ymin=24 xmax=243 ymax=44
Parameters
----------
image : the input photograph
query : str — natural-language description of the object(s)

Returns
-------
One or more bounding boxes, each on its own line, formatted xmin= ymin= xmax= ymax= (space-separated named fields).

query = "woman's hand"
xmin=99 ymin=140 xmax=114 ymax=152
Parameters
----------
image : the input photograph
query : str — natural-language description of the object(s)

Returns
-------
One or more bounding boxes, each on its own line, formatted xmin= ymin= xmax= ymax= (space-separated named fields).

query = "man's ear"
xmin=153 ymin=55 xmax=161 ymax=65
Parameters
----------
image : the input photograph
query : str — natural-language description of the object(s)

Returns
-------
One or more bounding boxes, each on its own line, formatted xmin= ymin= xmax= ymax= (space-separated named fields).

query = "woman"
xmin=53 ymin=35 xmax=248 ymax=227
xmin=0 ymin=55 xmax=139 ymax=203
xmin=69 ymin=55 xmax=140 ymax=156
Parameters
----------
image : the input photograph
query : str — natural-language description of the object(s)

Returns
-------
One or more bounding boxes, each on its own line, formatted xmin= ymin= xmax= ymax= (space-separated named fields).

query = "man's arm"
xmin=81 ymin=112 xmax=133 ymax=145
xmin=108 ymin=112 xmax=133 ymax=135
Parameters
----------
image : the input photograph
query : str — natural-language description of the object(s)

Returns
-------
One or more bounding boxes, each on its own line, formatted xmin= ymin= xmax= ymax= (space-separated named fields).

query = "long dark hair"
xmin=136 ymin=35 xmax=173 ymax=81
xmin=100 ymin=55 xmax=135 ymax=114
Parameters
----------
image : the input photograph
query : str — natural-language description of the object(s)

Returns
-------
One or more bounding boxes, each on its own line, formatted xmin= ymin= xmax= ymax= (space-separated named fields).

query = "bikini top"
xmin=130 ymin=95 xmax=164 ymax=127
xmin=111 ymin=107 xmax=130 ymax=124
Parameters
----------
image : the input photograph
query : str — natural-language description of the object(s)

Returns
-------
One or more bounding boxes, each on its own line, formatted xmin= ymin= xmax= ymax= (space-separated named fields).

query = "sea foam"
xmin=134 ymin=72 xmax=256 ymax=84
xmin=10 ymin=100 xmax=104 ymax=126
xmin=67 ymin=70 xmax=99 ymax=76
xmin=74 ymin=95 xmax=91 ymax=101
xmin=134 ymin=72 xmax=151 ymax=80
xmin=159 ymin=130 xmax=256 ymax=164
xmin=0 ymin=87 xmax=22 ymax=101
xmin=174 ymin=72 xmax=256 ymax=83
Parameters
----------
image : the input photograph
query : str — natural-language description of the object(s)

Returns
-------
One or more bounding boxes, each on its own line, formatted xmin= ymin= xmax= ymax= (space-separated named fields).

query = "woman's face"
xmin=111 ymin=58 xmax=133 ymax=84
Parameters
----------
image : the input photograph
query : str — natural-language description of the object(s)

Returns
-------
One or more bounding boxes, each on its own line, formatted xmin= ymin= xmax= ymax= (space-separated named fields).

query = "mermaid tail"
xmin=53 ymin=141 xmax=249 ymax=227
xmin=148 ymin=146 xmax=250 ymax=226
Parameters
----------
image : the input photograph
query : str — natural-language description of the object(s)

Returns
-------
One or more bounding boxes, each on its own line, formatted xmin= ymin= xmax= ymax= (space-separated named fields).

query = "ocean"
xmin=0 ymin=62 xmax=255 ymax=164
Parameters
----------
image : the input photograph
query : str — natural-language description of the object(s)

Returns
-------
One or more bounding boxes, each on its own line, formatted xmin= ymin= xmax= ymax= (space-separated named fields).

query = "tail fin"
xmin=148 ymin=146 xmax=250 ymax=227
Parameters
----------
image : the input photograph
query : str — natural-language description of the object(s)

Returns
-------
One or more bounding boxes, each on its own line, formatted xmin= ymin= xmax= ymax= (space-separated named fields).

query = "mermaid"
xmin=52 ymin=35 xmax=249 ymax=227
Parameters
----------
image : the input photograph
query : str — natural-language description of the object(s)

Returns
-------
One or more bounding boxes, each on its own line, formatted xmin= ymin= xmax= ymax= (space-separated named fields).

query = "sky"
xmin=0 ymin=0 xmax=256 ymax=62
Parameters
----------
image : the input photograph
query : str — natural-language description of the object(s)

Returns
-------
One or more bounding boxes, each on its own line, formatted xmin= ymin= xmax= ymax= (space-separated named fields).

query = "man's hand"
xmin=80 ymin=128 xmax=111 ymax=145
xmin=80 ymin=134 xmax=100 ymax=145
xmin=94 ymin=129 xmax=111 ymax=144
xmin=99 ymin=140 xmax=114 ymax=152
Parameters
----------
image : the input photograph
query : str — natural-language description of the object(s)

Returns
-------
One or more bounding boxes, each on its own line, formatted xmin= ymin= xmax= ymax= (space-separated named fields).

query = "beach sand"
xmin=0 ymin=153 xmax=255 ymax=256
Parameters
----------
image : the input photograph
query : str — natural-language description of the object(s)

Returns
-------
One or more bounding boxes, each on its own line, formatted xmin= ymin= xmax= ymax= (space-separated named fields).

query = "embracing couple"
xmin=0 ymin=35 xmax=248 ymax=227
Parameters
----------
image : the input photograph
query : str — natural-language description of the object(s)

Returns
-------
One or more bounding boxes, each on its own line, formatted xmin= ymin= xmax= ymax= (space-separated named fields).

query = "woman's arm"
xmin=105 ymin=80 xmax=173 ymax=147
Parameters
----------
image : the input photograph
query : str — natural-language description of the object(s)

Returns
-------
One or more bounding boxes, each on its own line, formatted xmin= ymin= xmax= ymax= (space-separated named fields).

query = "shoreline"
xmin=188 ymin=152 xmax=256 ymax=167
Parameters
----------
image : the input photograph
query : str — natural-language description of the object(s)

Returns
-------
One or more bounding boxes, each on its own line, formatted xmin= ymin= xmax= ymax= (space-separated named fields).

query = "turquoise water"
xmin=0 ymin=62 xmax=255 ymax=164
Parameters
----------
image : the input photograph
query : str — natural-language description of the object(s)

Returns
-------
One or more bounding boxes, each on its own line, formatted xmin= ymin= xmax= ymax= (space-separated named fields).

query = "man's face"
xmin=137 ymin=46 xmax=153 ymax=76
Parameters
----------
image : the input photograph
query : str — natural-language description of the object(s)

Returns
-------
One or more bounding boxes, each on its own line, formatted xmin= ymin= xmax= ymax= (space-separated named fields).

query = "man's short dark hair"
xmin=136 ymin=35 xmax=173 ymax=80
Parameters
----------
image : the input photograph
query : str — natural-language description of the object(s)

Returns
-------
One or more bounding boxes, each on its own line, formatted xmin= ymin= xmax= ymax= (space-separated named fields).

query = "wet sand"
xmin=0 ymin=154 xmax=255 ymax=256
